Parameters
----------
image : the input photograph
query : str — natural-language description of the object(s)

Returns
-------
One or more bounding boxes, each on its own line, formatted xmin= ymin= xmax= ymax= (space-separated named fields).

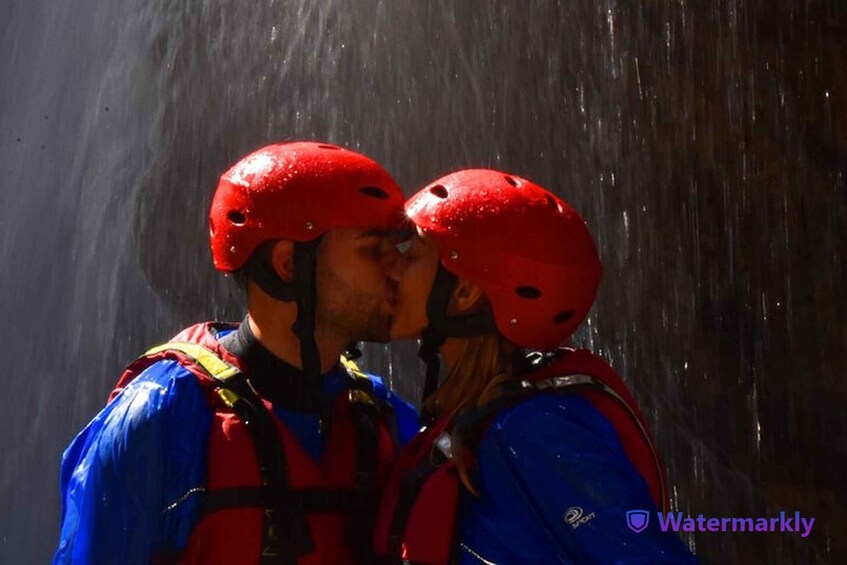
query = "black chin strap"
xmin=418 ymin=264 xmax=498 ymax=411
xmin=418 ymin=327 xmax=445 ymax=408
xmin=243 ymin=238 xmax=323 ymax=379
xmin=290 ymin=240 xmax=321 ymax=380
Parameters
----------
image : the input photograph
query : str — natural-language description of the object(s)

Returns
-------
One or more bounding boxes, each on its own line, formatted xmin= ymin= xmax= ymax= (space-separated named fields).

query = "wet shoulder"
xmin=483 ymin=393 xmax=625 ymax=459
xmin=105 ymin=359 xmax=211 ymax=429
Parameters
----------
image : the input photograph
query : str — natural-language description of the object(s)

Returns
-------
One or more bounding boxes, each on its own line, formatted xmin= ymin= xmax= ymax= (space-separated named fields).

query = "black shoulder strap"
xmin=216 ymin=373 xmax=315 ymax=563
xmin=142 ymin=342 xmax=311 ymax=564
xmin=343 ymin=361 xmax=382 ymax=565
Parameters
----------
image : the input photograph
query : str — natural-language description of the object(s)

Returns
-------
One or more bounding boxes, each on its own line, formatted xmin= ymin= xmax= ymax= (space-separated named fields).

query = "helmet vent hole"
xmin=430 ymin=184 xmax=449 ymax=198
xmin=317 ymin=144 xmax=340 ymax=150
xmin=553 ymin=310 xmax=575 ymax=324
xmin=504 ymin=176 xmax=519 ymax=187
xmin=546 ymin=195 xmax=564 ymax=214
xmin=227 ymin=210 xmax=247 ymax=225
xmin=359 ymin=186 xmax=390 ymax=200
xmin=515 ymin=286 xmax=542 ymax=299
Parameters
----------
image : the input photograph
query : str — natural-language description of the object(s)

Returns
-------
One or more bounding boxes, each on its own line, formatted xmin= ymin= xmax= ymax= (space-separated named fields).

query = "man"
xmin=54 ymin=141 xmax=419 ymax=564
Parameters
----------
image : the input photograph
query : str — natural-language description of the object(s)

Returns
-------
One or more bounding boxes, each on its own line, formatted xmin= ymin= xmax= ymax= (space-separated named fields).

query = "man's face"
xmin=314 ymin=227 xmax=402 ymax=344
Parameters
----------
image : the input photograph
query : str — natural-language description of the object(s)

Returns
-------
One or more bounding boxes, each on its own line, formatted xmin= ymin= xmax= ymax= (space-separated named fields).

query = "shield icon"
xmin=626 ymin=510 xmax=650 ymax=533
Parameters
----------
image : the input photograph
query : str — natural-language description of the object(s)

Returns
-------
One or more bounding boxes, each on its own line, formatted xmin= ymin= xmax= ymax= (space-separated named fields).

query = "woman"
xmin=373 ymin=169 xmax=696 ymax=563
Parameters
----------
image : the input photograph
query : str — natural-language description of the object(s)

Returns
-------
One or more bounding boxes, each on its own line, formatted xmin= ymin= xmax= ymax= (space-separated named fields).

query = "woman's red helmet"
xmin=405 ymin=169 xmax=602 ymax=350
xmin=210 ymin=141 xmax=405 ymax=271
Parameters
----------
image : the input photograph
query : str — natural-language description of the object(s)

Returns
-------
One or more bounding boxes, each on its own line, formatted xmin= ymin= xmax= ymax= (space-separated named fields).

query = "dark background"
xmin=1 ymin=1 xmax=844 ymax=562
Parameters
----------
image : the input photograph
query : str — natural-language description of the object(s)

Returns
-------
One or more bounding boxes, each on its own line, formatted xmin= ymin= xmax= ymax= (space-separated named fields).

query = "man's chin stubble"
xmin=358 ymin=313 xmax=393 ymax=344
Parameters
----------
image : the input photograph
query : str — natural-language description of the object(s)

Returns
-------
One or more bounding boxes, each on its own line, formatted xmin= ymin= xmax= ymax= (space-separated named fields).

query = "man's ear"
xmin=270 ymin=240 xmax=295 ymax=283
xmin=451 ymin=278 xmax=485 ymax=315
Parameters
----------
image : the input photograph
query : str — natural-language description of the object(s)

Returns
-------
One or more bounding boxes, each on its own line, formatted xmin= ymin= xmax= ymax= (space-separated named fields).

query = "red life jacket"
xmin=111 ymin=322 xmax=399 ymax=565
xmin=372 ymin=348 xmax=667 ymax=565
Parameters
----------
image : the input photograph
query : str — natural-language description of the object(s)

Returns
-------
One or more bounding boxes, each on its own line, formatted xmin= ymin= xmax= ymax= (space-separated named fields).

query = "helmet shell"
xmin=405 ymin=169 xmax=602 ymax=350
xmin=210 ymin=141 xmax=405 ymax=271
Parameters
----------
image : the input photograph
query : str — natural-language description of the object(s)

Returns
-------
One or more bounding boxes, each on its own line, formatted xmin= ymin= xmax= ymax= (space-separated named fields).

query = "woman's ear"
xmin=451 ymin=278 xmax=485 ymax=314
xmin=270 ymin=240 xmax=295 ymax=283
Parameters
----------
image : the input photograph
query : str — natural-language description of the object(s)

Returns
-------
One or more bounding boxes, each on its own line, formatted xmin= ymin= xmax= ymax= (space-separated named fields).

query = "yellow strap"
xmin=143 ymin=345 xmax=371 ymax=408
xmin=143 ymin=342 xmax=242 ymax=383
xmin=147 ymin=343 xmax=361 ymax=383
xmin=340 ymin=355 xmax=368 ymax=380
xmin=340 ymin=355 xmax=379 ymax=407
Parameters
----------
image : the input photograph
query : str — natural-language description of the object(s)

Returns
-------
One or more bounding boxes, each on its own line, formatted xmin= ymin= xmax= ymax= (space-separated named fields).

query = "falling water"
xmin=1 ymin=1 xmax=844 ymax=562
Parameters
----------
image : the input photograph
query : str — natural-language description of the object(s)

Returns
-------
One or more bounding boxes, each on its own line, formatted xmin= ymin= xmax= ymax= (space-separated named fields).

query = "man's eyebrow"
xmin=357 ymin=229 xmax=391 ymax=239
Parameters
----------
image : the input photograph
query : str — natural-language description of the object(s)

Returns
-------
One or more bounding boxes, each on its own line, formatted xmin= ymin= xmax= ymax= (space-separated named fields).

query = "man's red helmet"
xmin=406 ymin=169 xmax=602 ymax=350
xmin=210 ymin=141 xmax=405 ymax=271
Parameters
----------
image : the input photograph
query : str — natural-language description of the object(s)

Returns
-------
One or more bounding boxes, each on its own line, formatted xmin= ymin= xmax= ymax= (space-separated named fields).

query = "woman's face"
xmin=390 ymin=230 xmax=441 ymax=340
